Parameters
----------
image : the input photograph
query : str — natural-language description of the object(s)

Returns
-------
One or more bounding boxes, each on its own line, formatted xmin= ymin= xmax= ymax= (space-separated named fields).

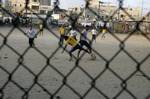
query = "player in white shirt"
xmin=27 ymin=26 xmax=37 ymax=47
xmin=90 ymin=25 xmax=97 ymax=46
xmin=70 ymin=28 xmax=77 ymax=40
xmin=80 ymin=28 xmax=88 ymax=41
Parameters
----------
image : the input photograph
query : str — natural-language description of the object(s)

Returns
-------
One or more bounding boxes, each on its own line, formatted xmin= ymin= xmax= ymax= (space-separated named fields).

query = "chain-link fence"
xmin=0 ymin=0 xmax=150 ymax=99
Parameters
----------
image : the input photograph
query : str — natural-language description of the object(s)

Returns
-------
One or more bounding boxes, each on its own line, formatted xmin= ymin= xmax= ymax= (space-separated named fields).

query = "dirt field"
xmin=0 ymin=26 xmax=150 ymax=99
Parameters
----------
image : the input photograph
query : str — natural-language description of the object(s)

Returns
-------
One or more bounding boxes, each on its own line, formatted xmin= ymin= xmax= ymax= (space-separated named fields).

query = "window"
xmin=40 ymin=10 xmax=46 ymax=14
xmin=32 ymin=6 xmax=39 ymax=10
xmin=32 ymin=0 xmax=37 ymax=2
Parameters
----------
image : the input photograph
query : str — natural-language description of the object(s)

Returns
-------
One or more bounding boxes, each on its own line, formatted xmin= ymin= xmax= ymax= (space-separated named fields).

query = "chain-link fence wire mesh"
xmin=0 ymin=0 xmax=150 ymax=99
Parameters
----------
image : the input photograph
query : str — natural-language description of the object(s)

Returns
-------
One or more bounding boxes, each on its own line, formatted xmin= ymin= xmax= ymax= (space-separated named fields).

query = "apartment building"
xmin=89 ymin=0 xmax=141 ymax=20
xmin=89 ymin=0 xmax=100 ymax=9
xmin=39 ymin=0 xmax=52 ymax=14
xmin=100 ymin=5 xmax=141 ymax=20
xmin=10 ymin=0 xmax=40 ymax=13
xmin=10 ymin=0 xmax=52 ymax=14
xmin=40 ymin=0 xmax=51 ymax=5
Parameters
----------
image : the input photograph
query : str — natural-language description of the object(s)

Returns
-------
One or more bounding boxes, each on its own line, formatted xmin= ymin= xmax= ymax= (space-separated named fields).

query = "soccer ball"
xmin=90 ymin=53 xmax=96 ymax=60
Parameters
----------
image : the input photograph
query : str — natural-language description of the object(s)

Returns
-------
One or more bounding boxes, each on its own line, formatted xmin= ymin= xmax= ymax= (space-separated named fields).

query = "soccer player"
xmin=27 ymin=26 xmax=37 ymax=47
xmin=62 ymin=35 xmax=92 ymax=61
xmin=58 ymin=25 xmax=65 ymax=47
xmin=39 ymin=23 xmax=44 ymax=36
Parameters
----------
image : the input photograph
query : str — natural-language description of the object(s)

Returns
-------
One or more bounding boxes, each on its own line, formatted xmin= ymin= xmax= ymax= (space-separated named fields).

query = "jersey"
xmin=59 ymin=27 xmax=65 ymax=35
xmin=27 ymin=29 xmax=37 ymax=38
xmin=81 ymin=29 xmax=88 ymax=41
xmin=66 ymin=36 xmax=78 ymax=47
xmin=70 ymin=30 xmax=77 ymax=37
xmin=91 ymin=29 xmax=97 ymax=35
xmin=39 ymin=24 xmax=43 ymax=30
xmin=102 ymin=29 xmax=107 ymax=33
xmin=99 ymin=21 xmax=104 ymax=27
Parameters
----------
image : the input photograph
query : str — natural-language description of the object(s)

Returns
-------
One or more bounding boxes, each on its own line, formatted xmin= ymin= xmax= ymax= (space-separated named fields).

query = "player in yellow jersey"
xmin=101 ymin=21 xmax=110 ymax=39
xmin=62 ymin=36 xmax=92 ymax=61
xmin=58 ymin=25 xmax=65 ymax=46
xmin=39 ymin=22 xmax=44 ymax=36
xmin=101 ymin=28 xmax=107 ymax=38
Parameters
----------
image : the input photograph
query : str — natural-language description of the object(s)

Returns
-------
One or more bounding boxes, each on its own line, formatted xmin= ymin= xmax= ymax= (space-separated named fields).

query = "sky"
xmin=1 ymin=0 xmax=149 ymax=15
xmin=51 ymin=0 xmax=85 ymax=9
xmin=51 ymin=0 xmax=150 ymax=14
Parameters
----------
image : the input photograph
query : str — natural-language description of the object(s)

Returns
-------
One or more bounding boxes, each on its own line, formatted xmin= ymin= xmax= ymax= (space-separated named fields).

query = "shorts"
xmin=92 ymin=35 xmax=96 ymax=40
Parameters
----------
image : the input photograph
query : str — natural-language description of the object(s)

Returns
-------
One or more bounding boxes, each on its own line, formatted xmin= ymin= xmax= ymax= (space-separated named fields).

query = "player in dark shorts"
xmin=62 ymin=35 xmax=92 ymax=61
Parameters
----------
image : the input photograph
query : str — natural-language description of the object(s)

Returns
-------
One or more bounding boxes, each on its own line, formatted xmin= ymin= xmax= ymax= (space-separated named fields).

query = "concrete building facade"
xmin=99 ymin=5 xmax=141 ymax=20
xmin=39 ymin=0 xmax=51 ymax=5
xmin=39 ymin=0 xmax=52 ymax=14
xmin=89 ymin=0 xmax=100 ymax=9
xmin=89 ymin=0 xmax=141 ymax=20
xmin=9 ymin=0 xmax=52 ymax=14
xmin=10 ymin=0 xmax=40 ymax=13
xmin=0 ymin=0 xmax=3 ymax=6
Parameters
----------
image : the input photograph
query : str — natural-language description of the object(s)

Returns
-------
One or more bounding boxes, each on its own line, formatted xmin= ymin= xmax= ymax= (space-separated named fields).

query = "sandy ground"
xmin=0 ymin=26 xmax=150 ymax=99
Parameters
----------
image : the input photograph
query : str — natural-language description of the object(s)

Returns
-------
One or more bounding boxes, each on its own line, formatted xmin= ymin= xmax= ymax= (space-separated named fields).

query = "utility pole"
xmin=0 ymin=0 xmax=2 ymax=7
xmin=98 ymin=1 xmax=103 ymax=13
xmin=118 ymin=0 xmax=124 ymax=20
xmin=98 ymin=0 xmax=104 ymax=18
xmin=141 ymin=0 xmax=144 ymax=17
